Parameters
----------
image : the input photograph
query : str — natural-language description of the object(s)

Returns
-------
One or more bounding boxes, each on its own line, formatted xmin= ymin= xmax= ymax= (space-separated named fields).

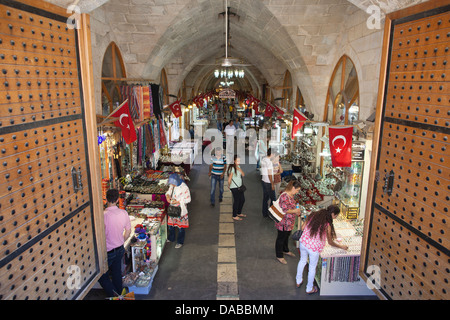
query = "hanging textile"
xmin=153 ymin=120 xmax=160 ymax=152
xmin=151 ymin=83 xmax=162 ymax=116
xmin=137 ymin=126 xmax=142 ymax=166
xmin=159 ymin=118 xmax=167 ymax=148
xmin=120 ymin=84 xmax=154 ymax=121
xmin=145 ymin=123 xmax=154 ymax=157
xmin=142 ymin=86 xmax=151 ymax=119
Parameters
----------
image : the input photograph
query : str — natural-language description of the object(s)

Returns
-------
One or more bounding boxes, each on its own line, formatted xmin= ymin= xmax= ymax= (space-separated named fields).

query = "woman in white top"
xmin=227 ymin=155 xmax=246 ymax=221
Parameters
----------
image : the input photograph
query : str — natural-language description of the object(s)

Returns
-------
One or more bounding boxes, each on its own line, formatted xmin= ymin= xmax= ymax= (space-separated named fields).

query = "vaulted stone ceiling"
xmin=45 ymin=0 xmax=426 ymax=104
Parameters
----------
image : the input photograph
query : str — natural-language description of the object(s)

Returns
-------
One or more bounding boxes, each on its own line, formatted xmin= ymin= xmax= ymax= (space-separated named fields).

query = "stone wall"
xmin=85 ymin=0 xmax=424 ymax=119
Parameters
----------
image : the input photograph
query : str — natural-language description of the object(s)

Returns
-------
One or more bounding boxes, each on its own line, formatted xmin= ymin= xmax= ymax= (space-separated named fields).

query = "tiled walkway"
xmin=216 ymin=182 xmax=239 ymax=299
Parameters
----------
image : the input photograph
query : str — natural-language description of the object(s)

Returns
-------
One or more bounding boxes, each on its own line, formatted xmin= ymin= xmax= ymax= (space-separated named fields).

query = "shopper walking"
xmin=227 ymin=155 xmax=246 ymax=221
xmin=224 ymin=120 xmax=236 ymax=163
xmin=295 ymin=205 xmax=348 ymax=294
xmin=272 ymin=153 xmax=283 ymax=197
xmin=275 ymin=181 xmax=302 ymax=264
xmin=256 ymin=137 xmax=268 ymax=170
xmin=166 ymin=173 xmax=191 ymax=248
xmin=217 ymin=104 xmax=224 ymax=132
xmin=209 ymin=148 xmax=227 ymax=207
xmin=261 ymin=148 xmax=276 ymax=218
xmin=99 ymin=189 xmax=132 ymax=297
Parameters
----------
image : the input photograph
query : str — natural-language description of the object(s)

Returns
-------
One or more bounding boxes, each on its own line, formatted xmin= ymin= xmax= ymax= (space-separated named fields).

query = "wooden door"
xmin=0 ymin=0 xmax=104 ymax=300
xmin=360 ymin=1 xmax=450 ymax=300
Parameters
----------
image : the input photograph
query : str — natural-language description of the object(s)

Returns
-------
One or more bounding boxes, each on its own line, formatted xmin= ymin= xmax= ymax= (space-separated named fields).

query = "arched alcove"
xmin=281 ymin=70 xmax=293 ymax=111
xmin=101 ymin=42 xmax=127 ymax=116
xmin=323 ymin=55 xmax=359 ymax=125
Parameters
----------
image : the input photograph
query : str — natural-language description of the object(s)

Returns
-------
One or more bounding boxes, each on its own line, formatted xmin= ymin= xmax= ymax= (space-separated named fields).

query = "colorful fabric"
xmin=142 ymin=86 xmax=151 ymax=119
xmin=168 ymin=214 xmax=189 ymax=229
xmin=275 ymin=193 xmax=297 ymax=231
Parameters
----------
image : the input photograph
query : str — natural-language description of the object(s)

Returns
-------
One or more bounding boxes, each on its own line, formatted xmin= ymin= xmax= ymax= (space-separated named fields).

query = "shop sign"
xmin=352 ymin=141 xmax=365 ymax=161
xmin=219 ymin=89 xmax=236 ymax=99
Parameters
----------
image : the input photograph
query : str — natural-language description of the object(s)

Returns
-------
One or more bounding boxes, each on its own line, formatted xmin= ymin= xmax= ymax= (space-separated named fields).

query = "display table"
xmin=124 ymin=210 xmax=167 ymax=295
xmin=316 ymin=217 xmax=375 ymax=296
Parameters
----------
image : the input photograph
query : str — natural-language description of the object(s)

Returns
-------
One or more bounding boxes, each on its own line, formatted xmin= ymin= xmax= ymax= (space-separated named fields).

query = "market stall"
xmin=316 ymin=217 xmax=375 ymax=296
xmin=118 ymin=168 xmax=188 ymax=294
xmin=279 ymin=116 xmax=374 ymax=296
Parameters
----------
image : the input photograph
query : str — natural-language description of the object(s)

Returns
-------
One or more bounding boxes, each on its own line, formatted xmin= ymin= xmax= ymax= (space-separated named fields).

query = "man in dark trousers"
xmin=98 ymin=189 xmax=131 ymax=297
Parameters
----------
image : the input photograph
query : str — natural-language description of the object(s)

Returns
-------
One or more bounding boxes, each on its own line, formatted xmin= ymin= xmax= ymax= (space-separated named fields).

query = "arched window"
xmin=324 ymin=55 xmax=359 ymax=125
xmin=101 ymin=42 xmax=126 ymax=116
xmin=281 ymin=70 xmax=293 ymax=111
xmin=295 ymin=86 xmax=305 ymax=109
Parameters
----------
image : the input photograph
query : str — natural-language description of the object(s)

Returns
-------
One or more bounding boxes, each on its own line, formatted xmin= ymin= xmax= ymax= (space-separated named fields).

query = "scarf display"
xmin=120 ymin=83 xmax=159 ymax=121
xmin=323 ymin=256 xmax=361 ymax=283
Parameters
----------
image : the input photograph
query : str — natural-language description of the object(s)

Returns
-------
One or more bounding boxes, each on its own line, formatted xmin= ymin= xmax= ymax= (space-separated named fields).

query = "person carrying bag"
xmin=274 ymin=180 xmax=302 ymax=265
xmin=227 ymin=155 xmax=246 ymax=221
xmin=165 ymin=173 xmax=191 ymax=248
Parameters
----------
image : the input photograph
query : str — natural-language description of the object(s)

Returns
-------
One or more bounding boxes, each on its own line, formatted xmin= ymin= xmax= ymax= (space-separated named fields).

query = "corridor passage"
xmin=86 ymin=123 xmax=376 ymax=301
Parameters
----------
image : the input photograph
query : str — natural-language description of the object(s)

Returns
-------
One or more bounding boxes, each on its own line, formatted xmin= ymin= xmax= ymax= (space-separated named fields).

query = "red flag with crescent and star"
xmin=274 ymin=105 xmax=285 ymax=116
xmin=169 ymin=99 xmax=182 ymax=118
xmin=110 ymin=100 xmax=137 ymax=145
xmin=328 ymin=126 xmax=353 ymax=167
xmin=264 ymin=103 xmax=275 ymax=118
xmin=249 ymin=96 xmax=260 ymax=115
xmin=291 ymin=107 xmax=307 ymax=140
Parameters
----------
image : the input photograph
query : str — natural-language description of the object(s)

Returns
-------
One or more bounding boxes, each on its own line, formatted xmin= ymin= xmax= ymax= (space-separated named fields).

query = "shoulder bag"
xmin=268 ymin=193 xmax=286 ymax=222
xmin=167 ymin=186 xmax=182 ymax=218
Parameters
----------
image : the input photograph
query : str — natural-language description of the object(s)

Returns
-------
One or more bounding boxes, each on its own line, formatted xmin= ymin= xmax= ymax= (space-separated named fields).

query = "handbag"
xmin=167 ymin=187 xmax=182 ymax=218
xmin=268 ymin=194 xmax=286 ymax=222
xmin=291 ymin=229 xmax=303 ymax=241
xmin=231 ymin=174 xmax=246 ymax=193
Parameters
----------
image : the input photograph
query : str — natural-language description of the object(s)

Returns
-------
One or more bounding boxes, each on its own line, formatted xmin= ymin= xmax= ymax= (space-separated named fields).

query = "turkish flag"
xmin=328 ymin=126 xmax=353 ymax=167
xmin=195 ymin=94 xmax=205 ymax=107
xmin=169 ymin=99 xmax=182 ymax=118
xmin=291 ymin=107 xmax=307 ymax=140
xmin=274 ymin=105 xmax=285 ymax=116
xmin=265 ymin=103 xmax=275 ymax=117
xmin=250 ymin=96 xmax=260 ymax=115
xmin=111 ymin=101 xmax=137 ymax=145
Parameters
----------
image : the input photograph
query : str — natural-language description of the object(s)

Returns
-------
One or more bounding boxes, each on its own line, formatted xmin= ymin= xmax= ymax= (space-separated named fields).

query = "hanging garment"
xmin=145 ymin=123 xmax=154 ymax=157
xmin=151 ymin=84 xmax=162 ymax=116
xmin=159 ymin=118 xmax=167 ymax=147
xmin=142 ymin=86 xmax=151 ymax=119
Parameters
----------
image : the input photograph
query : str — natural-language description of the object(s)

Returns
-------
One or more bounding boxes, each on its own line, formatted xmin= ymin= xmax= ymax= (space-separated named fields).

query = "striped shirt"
xmin=211 ymin=156 xmax=226 ymax=176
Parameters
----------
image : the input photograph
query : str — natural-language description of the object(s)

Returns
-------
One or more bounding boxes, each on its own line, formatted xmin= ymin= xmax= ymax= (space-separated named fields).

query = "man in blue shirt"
xmin=209 ymin=148 xmax=227 ymax=207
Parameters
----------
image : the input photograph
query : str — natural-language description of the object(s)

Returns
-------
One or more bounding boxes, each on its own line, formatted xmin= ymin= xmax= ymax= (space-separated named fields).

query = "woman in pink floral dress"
xmin=275 ymin=180 xmax=302 ymax=264
xmin=296 ymin=205 xmax=348 ymax=294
